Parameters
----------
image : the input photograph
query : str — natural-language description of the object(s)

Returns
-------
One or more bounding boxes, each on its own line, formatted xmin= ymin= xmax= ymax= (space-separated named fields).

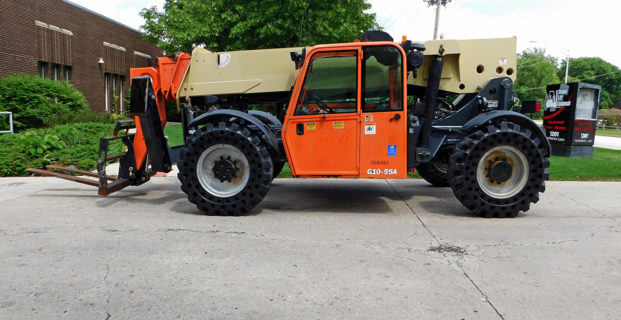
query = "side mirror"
xmin=290 ymin=48 xmax=306 ymax=70
xmin=406 ymin=50 xmax=424 ymax=72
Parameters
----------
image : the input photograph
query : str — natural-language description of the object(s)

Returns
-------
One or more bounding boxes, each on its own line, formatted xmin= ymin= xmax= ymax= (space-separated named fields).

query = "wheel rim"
xmin=476 ymin=145 xmax=529 ymax=199
xmin=432 ymin=162 xmax=448 ymax=174
xmin=196 ymin=144 xmax=250 ymax=198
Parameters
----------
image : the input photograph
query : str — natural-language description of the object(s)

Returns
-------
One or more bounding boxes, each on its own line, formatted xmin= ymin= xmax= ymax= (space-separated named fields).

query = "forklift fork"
xmin=26 ymin=120 xmax=152 ymax=195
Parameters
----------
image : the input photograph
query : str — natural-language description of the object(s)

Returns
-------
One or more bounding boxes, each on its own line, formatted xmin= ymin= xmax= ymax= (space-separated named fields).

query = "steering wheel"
xmin=310 ymin=92 xmax=335 ymax=114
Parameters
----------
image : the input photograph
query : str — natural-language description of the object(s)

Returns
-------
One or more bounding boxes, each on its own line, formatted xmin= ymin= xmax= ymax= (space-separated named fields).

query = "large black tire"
xmin=177 ymin=121 xmax=273 ymax=215
xmin=448 ymin=121 xmax=550 ymax=218
xmin=272 ymin=161 xmax=285 ymax=179
xmin=416 ymin=163 xmax=450 ymax=187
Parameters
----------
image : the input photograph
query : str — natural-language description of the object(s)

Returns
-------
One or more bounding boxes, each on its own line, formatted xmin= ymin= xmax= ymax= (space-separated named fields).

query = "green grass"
xmin=548 ymin=147 xmax=621 ymax=181
xmin=164 ymin=124 xmax=184 ymax=146
xmin=163 ymin=124 xmax=621 ymax=181
xmin=597 ymin=128 xmax=621 ymax=137
xmin=278 ymin=163 xmax=292 ymax=178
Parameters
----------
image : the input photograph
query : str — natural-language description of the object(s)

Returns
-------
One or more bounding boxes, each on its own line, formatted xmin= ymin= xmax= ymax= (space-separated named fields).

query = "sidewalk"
xmin=594 ymin=135 xmax=621 ymax=150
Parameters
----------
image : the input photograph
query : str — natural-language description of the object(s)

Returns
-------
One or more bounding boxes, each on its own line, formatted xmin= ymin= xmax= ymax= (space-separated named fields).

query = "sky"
xmin=69 ymin=0 xmax=621 ymax=68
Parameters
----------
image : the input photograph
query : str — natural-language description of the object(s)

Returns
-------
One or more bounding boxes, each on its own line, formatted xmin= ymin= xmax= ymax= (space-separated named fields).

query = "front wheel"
xmin=448 ymin=121 xmax=550 ymax=218
xmin=177 ymin=122 xmax=273 ymax=215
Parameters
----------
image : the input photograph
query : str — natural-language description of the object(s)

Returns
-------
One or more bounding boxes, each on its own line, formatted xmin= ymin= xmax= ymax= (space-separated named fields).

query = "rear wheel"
xmin=272 ymin=161 xmax=285 ymax=179
xmin=177 ymin=121 xmax=273 ymax=215
xmin=416 ymin=162 xmax=449 ymax=187
xmin=448 ymin=121 xmax=549 ymax=218
xmin=416 ymin=150 xmax=451 ymax=187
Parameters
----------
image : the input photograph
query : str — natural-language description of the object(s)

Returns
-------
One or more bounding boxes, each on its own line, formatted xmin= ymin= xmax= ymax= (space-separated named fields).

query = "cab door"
xmin=283 ymin=50 xmax=360 ymax=176
xmin=359 ymin=45 xmax=407 ymax=179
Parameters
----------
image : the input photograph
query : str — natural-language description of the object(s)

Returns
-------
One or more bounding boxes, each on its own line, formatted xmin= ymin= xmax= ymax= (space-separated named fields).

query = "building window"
xmin=104 ymin=73 xmax=110 ymax=112
xmin=119 ymin=76 xmax=125 ymax=113
xmin=51 ymin=64 xmax=60 ymax=81
xmin=112 ymin=75 xmax=117 ymax=113
xmin=38 ymin=62 xmax=48 ymax=78
xmin=105 ymin=73 xmax=124 ymax=113
xmin=63 ymin=66 xmax=71 ymax=83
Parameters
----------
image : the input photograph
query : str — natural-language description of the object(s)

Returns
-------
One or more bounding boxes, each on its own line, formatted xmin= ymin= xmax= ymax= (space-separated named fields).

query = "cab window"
xmin=363 ymin=46 xmax=403 ymax=112
xmin=295 ymin=52 xmax=357 ymax=115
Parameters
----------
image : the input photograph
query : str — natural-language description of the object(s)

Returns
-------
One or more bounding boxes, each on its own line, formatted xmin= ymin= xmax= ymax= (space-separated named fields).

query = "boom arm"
xmin=175 ymin=37 xmax=516 ymax=102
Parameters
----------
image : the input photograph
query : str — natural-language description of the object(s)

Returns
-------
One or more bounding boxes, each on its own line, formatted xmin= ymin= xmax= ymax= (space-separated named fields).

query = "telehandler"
xmin=29 ymin=31 xmax=550 ymax=217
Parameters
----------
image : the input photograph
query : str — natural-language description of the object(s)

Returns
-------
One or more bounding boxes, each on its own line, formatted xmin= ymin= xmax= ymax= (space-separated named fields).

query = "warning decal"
xmin=365 ymin=124 xmax=376 ymax=135
xmin=333 ymin=121 xmax=345 ymax=129
xmin=388 ymin=144 xmax=397 ymax=157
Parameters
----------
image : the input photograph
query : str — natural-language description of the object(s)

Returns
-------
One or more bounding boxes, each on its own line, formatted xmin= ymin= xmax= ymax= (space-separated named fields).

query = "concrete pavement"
xmin=0 ymin=177 xmax=620 ymax=319
xmin=594 ymin=134 xmax=621 ymax=150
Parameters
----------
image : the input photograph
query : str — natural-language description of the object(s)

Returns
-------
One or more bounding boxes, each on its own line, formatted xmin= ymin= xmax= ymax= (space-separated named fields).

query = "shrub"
xmin=44 ymin=109 xmax=116 ymax=127
xmin=0 ymin=122 xmax=123 ymax=176
xmin=166 ymin=101 xmax=181 ymax=122
xmin=18 ymin=131 xmax=66 ymax=156
xmin=0 ymin=113 xmax=9 ymax=131
xmin=0 ymin=75 xmax=88 ymax=130
xmin=599 ymin=108 xmax=621 ymax=126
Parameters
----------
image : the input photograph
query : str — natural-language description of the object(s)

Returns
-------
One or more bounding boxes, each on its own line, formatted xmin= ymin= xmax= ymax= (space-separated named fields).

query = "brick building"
xmin=0 ymin=0 xmax=163 ymax=112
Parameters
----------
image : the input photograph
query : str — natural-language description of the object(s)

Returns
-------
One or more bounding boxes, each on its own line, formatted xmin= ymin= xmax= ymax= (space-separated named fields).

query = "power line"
xmin=379 ymin=3 xmax=412 ymax=28
xmin=579 ymin=70 xmax=621 ymax=81
xmin=515 ymin=86 xmax=546 ymax=92
xmin=515 ymin=70 xmax=621 ymax=92
xmin=384 ymin=3 xmax=425 ymax=31
xmin=518 ymin=61 xmax=553 ymax=69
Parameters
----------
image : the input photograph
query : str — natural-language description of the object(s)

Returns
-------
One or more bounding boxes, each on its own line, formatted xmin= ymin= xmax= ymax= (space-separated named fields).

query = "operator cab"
xmin=282 ymin=41 xmax=408 ymax=178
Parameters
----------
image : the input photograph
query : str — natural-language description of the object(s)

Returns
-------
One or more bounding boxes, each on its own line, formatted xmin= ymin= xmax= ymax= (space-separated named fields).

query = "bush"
xmin=166 ymin=101 xmax=181 ymax=122
xmin=599 ymin=108 xmax=621 ymax=126
xmin=44 ymin=110 xmax=116 ymax=127
xmin=0 ymin=122 xmax=123 ymax=176
xmin=0 ymin=113 xmax=9 ymax=131
xmin=0 ymin=75 xmax=88 ymax=130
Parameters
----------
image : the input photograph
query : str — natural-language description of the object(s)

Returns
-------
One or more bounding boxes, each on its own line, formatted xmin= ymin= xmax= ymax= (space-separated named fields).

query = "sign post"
xmin=0 ymin=111 xmax=14 ymax=134
xmin=543 ymin=82 xmax=601 ymax=157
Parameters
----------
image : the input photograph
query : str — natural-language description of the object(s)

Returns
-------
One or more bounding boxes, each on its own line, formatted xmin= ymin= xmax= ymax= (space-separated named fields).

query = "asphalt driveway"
xmin=1 ymin=177 xmax=620 ymax=319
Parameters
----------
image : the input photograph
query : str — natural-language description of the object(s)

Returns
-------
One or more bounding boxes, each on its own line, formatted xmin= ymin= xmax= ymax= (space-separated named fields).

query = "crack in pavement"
xmin=164 ymin=228 xmax=247 ymax=235
xmin=385 ymin=179 xmax=505 ymax=320
xmin=103 ymin=238 xmax=120 ymax=320
xmin=473 ymin=232 xmax=597 ymax=249
xmin=555 ymin=191 xmax=619 ymax=223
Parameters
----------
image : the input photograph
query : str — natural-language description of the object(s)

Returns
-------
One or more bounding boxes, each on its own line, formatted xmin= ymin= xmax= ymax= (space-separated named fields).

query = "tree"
xmin=514 ymin=48 xmax=561 ymax=104
xmin=560 ymin=57 xmax=621 ymax=109
xmin=140 ymin=0 xmax=378 ymax=53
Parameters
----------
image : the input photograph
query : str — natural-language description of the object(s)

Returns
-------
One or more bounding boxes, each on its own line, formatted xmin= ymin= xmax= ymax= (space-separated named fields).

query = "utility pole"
xmin=433 ymin=1 xmax=441 ymax=40
xmin=564 ymin=56 xmax=570 ymax=84
xmin=425 ymin=0 xmax=452 ymax=40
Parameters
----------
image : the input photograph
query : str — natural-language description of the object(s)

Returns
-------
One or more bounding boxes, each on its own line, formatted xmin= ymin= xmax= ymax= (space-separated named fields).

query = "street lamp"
xmin=530 ymin=40 xmax=570 ymax=83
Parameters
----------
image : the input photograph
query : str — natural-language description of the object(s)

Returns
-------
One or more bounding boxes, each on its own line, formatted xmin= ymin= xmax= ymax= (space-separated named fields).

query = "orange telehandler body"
xmin=29 ymin=32 xmax=551 ymax=217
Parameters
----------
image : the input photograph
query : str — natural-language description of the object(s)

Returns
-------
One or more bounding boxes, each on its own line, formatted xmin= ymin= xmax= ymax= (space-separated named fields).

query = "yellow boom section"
xmin=178 ymin=37 xmax=516 ymax=100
